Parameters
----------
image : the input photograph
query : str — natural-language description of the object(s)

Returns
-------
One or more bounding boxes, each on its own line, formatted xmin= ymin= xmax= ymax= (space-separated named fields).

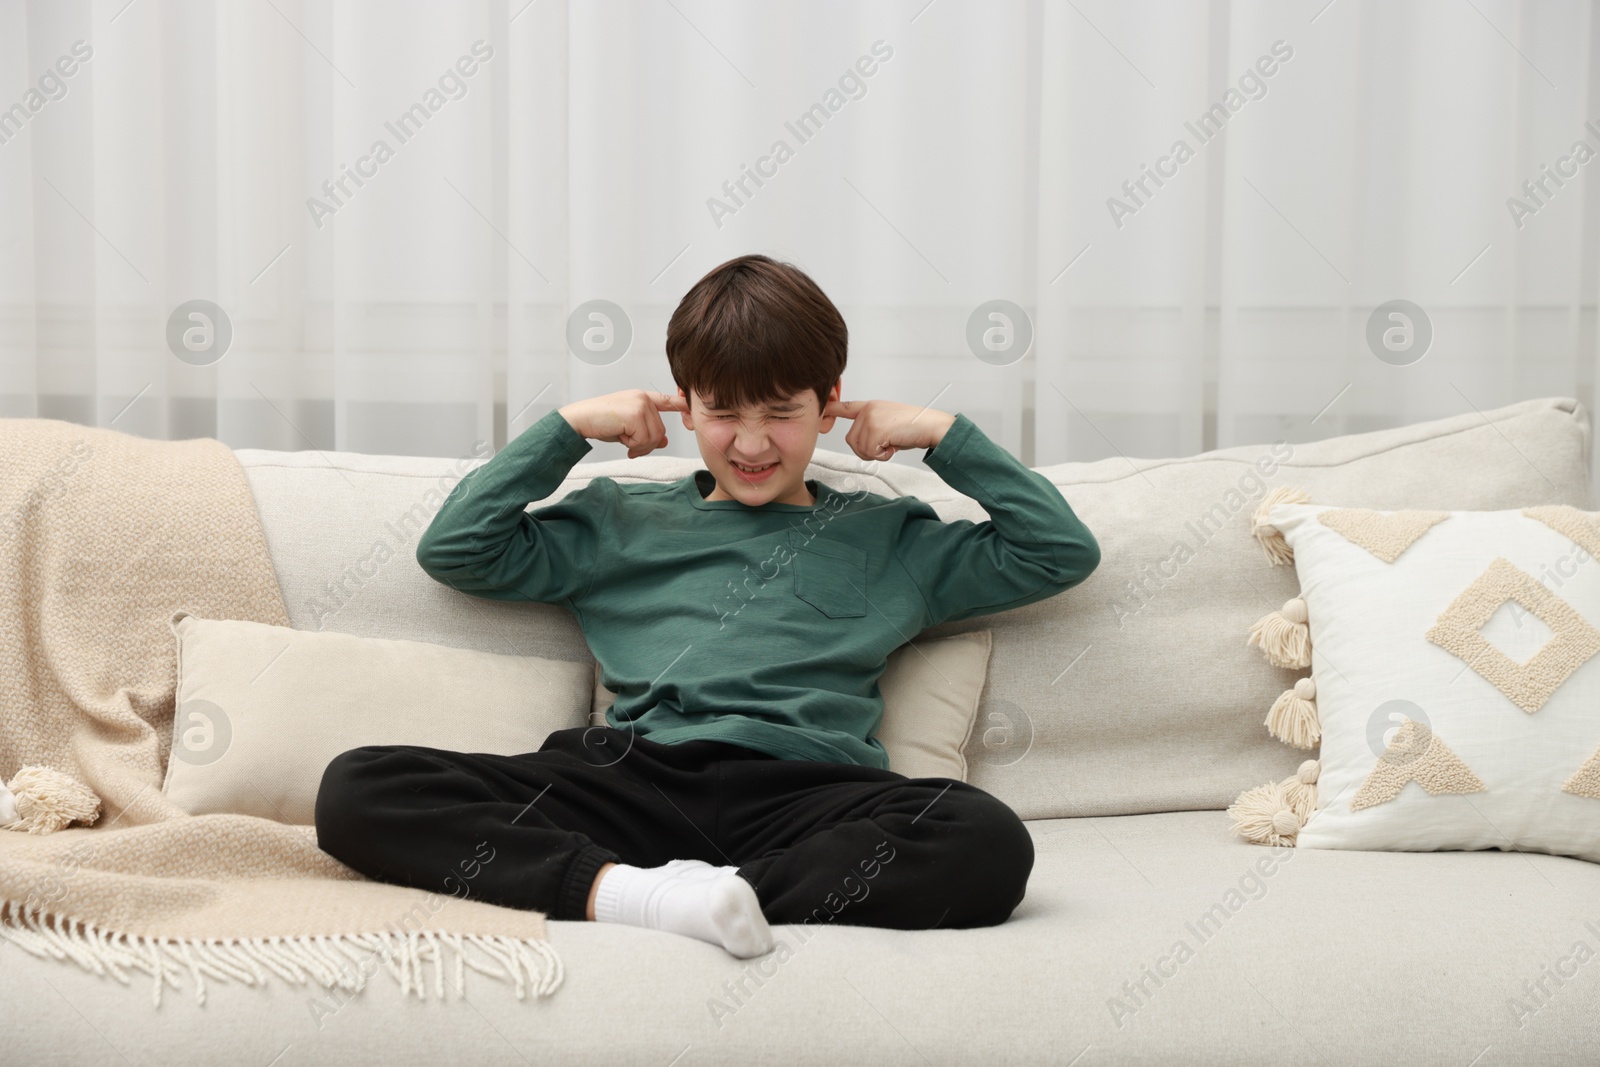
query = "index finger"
xmin=824 ymin=399 xmax=866 ymax=419
xmin=652 ymin=390 xmax=689 ymax=412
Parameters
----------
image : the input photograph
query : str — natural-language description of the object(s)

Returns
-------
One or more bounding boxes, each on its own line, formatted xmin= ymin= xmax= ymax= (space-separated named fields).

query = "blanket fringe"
xmin=0 ymin=899 xmax=562 ymax=1008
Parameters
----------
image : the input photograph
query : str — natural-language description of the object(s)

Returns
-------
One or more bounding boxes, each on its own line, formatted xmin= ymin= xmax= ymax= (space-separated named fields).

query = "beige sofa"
xmin=9 ymin=396 xmax=1598 ymax=1065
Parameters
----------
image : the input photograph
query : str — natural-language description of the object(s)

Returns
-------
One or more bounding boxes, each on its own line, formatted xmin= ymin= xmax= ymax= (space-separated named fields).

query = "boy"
xmin=314 ymin=254 xmax=1100 ymax=959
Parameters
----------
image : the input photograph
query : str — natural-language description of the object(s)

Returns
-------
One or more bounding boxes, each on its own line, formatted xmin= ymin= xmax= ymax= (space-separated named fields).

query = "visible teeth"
xmin=735 ymin=463 xmax=774 ymax=473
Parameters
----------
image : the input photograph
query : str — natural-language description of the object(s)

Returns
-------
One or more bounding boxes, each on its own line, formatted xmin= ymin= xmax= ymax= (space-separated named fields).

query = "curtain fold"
xmin=2 ymin=0 xmax=1596 ymax=489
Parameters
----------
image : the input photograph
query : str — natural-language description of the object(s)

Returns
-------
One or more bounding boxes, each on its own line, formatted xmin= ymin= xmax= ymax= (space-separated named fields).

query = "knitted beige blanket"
xmin=0 ymin=418 xmax=561 ymax=1009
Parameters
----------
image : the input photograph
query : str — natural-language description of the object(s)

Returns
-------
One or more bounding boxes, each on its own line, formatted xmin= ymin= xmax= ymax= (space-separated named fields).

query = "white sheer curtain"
xmin=3 ymin=0 xmax=1598 ymax=481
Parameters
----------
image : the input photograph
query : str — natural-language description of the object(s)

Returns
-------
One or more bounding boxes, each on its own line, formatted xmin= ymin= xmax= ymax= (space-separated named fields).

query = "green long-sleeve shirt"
xmin=415 ymin=408 xmax=1100 ymax=769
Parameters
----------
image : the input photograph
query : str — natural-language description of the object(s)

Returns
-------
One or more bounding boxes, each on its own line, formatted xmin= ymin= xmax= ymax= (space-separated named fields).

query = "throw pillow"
xmin=164 ymin=611 xmax=594 ymax=824
xmin=1227 ymin=493 xmax=1600 ymax=864
xmin=591 ymin=629 xmax=994 ymax=781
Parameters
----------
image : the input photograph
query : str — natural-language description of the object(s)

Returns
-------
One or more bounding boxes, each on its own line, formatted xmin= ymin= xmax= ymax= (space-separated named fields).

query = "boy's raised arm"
xmin=891 ymin=411 xmax=1100 ymax=628
xmin=415 ymin=408 xmax=611 ymax=606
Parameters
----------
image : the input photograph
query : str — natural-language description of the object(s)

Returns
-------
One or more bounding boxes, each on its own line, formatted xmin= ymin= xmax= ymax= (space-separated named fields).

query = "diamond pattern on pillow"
xmin=1424 ymin=557 xmax=1600 ymax=714
xmin=1316 ymin=508 xmax=1449 ymax=563
xmin=1351 ymin=720 xmax=1485 ymax=810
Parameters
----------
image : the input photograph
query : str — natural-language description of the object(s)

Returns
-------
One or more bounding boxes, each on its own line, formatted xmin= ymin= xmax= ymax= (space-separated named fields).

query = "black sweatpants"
xmin=313 ymin=725 xmax=1034 ymax=928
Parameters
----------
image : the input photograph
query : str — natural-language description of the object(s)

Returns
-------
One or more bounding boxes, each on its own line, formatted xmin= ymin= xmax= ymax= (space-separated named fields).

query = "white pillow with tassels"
xmin=1226 ymin=489 xmax=1600 ymax=865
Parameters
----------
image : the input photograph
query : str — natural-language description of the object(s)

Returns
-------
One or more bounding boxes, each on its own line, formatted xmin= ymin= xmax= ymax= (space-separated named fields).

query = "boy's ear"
xmin=817 ymin=380 xmax=842 ymax=434
xmin=678 ymin=387 xmax=695 ymax=430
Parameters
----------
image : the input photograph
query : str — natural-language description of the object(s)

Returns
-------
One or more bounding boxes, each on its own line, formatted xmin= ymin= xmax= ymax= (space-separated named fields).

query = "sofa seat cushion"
xmin=8 ymin=811 xmax=1598 ymax=1063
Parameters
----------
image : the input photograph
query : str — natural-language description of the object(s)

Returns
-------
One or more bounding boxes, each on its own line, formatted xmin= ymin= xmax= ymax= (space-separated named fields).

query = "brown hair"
xmin=665 ymin=253 xmax=847 ymax=415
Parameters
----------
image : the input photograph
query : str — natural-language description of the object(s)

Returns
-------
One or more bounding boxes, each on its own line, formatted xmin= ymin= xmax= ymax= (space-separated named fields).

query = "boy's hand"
xmin=823 ymin=399 xmax=957 ymax=462
xmin=558 ymin=389 xmax=689 ymax=459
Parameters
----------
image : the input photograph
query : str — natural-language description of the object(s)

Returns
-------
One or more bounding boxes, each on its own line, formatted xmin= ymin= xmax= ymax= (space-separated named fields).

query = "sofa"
xmin=8 ymin=395 xmax=1600 ymax=1066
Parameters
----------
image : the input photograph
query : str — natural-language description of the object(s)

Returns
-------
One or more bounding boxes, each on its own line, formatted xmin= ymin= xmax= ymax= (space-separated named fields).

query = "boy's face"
xmin=678 ymin=380 xmax=841 ymax=507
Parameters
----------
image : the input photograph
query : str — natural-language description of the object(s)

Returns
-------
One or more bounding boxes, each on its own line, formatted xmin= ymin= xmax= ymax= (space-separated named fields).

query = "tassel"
xmin=0 ymin=900 xmax=564 ymax=1008
xmin=1266 ymin=676 xmax=1320 ymax=749
xmin=1251 ymin=485 xmax=1312 ymax=565
xmin=1226 ymin=779 xmax=1304 ymax=846
xmin=3 ymin=765 xmax=101 ymax=834
xmin=1247 ymin=596 xmax=1311 ymax=669
xmin=1282 ymin=759 xmax=1319 ymax=820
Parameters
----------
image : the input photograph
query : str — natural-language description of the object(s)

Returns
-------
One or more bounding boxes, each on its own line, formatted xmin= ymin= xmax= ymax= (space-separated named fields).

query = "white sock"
xmin=592 ymin=859 xmax=774 ymax=958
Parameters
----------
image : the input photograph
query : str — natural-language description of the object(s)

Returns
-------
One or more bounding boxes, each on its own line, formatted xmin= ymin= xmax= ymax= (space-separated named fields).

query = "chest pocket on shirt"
xmin=789 ymin=528 xmax=868 ymax=619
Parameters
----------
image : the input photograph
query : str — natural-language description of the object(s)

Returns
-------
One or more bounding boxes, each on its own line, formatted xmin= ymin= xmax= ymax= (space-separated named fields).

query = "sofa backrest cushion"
xmin=235 ymin=396 xmax=1592 ymax=820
